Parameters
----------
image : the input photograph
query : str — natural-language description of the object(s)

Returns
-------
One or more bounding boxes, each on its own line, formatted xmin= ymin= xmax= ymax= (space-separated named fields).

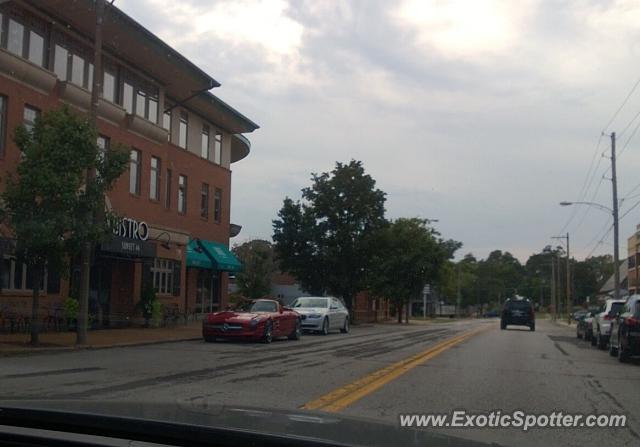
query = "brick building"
xmin=0 ymin=0 xmax=258 ymax=327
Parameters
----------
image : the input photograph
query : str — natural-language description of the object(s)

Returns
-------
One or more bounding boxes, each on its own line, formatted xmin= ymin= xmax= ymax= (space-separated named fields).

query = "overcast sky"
xmin=117 ymin=0 xmax=640 ymax=263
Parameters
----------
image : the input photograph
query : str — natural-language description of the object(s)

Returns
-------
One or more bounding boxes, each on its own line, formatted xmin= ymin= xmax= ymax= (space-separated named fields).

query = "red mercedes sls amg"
xmin=202 ymin=299 xmax=302 ymax=343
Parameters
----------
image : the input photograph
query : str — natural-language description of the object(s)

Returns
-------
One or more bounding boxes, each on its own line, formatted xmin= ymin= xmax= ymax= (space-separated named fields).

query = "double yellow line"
xmin=302 ymin=325 xmax=492 ymax=413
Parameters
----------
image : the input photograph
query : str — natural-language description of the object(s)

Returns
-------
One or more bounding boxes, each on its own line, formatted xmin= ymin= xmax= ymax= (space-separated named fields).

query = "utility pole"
xmin=77 ymin=0 xmax=106 ymax=345
xmin=456 ymin=263 xmax=462 ymax=317
xmin=566 ymin=233 xmax=571 ymax=324
xmin=551 ymin=257 xmax=556 ymax=321
xmin=611 ymin=132 xmax=621 ymax=301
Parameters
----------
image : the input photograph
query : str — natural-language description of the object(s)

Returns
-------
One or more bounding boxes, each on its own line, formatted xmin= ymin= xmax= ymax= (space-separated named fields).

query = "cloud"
xmin=115 ymin=0 xmax=640 ymax=261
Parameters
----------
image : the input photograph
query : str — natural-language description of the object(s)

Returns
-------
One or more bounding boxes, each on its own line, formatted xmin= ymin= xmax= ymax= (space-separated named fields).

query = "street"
xmin=2 ymin=318 xmax=639 ymax=447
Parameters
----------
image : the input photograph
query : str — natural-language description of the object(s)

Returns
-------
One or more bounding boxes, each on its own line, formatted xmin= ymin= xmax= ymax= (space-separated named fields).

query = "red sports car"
xmin=202 ymin=299 xmax=302 ymax=343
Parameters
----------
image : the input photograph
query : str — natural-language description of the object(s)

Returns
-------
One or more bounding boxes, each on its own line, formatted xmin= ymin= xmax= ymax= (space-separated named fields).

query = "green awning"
xmin=186 ymin=239 xmax=242 ymax=272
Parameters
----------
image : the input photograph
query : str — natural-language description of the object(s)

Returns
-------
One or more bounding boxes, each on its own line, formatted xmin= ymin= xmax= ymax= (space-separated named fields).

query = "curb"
xmin=0 ymin=336 xmax=203 ymax=358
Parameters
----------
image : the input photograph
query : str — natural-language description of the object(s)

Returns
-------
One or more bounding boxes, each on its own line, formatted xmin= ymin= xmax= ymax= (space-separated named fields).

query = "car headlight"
xmin=308 ymin=313 xmax=322 ymax=319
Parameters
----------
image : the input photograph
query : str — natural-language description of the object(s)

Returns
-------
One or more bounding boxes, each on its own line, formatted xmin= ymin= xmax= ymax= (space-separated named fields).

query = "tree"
xmin=368 ymin=218 xmax=460 ymax=323
xmin=273 ymin=160 xmax=387 ymax=316
xmin=475 ymin=250 xmax=525 ymax=311
xmin=1 ymin=106 xmax=128 ymax=345
xmin=232 ymin=239 xmax=275 ymax=299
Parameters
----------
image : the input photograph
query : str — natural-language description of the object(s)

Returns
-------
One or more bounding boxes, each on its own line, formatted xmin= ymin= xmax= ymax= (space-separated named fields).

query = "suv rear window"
xmin=506 ymin=300 xmax=531 ymax=310
xmin=609 ymin=302 xmax=624 ymax=315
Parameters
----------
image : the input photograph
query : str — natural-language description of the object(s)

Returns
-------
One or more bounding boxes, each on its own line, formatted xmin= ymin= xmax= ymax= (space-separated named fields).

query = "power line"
xmin=603 ymin=74 xmax=640 ymax=133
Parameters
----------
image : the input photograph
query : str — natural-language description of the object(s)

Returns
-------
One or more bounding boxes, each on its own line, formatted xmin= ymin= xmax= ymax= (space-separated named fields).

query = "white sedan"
xmin=292 ymin=297 xmax=350 ymax=335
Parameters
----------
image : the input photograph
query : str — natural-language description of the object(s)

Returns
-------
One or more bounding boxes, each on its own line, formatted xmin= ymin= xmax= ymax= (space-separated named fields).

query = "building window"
xmin=103 ymin=71 xmax=116 ymax=103
xmin=7 ymin=19 xmax=24 ymax=57
xmin=150 ymin=156 xmax=160 ymax=201
xmin=178 ymin=174 xmax=187 ymax=214
xmin=178 ymin=112 xmax=188 ymax=149
xmin=53 ymin=44 xmax=69 ymax=80
xmin=71 ymin=54 xmax=85 ymax=87
xmin=1 ymin=17 xmax=46 ymax=68
xmin=214 ymin=188 xmax=222 ymax=224
xmin=27 ymin=30 xmax=44 ymax=66
xmin=122 ymin=82 xmax=134 ymax=114
xmin=23 ymin=105 xmax=40 ymax=133
xmin=0 ymin=96 xmax=6 ymax=156
xmin=201 ymin=125 xmax=210 ymax=159
xmin=133 ymin=89 xmax=158 ymax=123
xmin=214 ymin=132 xmax=222 ymax=164
xmin=201 ymin=183 xmax=209 ymax=219
xmin=165 ymin=168 xmax=172 ymax=209
xmin=2 ymin=256 xmax=45 ymax=291
xmin=163 ymin=109 xmax=171 ymax=142
xmin=129 ymin=149 xmax=141 ymax=195
xmin=151 ymin=258 xmax=175 ymax=295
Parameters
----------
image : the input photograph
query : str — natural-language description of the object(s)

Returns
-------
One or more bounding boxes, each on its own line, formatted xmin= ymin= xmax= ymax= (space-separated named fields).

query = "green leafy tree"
xmin=232 ymin=239 xmax=275 ymax=299
xmin=1 ymin=106 xmax=128 ymax=345
xmin=475 ymin=250 xmax=525 ymax=311
xmin=368 ymin=218 xmax=460 ymax=323
xmin=273 ymin=160 xmax=387 ymax=316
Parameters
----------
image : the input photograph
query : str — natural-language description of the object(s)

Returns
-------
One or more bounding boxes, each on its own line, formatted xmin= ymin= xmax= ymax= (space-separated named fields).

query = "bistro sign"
xmin=113 ymin=217 xmax=149 ymax=241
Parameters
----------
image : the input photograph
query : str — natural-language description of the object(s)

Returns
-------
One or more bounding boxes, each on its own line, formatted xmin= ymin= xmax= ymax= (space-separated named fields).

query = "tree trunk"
xmin=405 ymin=299 xmax=410 ymax=323
xmin=397 ymin=302 xmax=403 ymax=323
xmin=345 ymin=293 xmax=355 ymax=323
xmin=30 ymin=266 xmax=43 ymax=346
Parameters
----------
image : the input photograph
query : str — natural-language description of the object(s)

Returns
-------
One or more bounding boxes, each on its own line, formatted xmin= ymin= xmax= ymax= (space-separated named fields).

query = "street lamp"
xmin=559 ymin=200 xmax=620 ymax=301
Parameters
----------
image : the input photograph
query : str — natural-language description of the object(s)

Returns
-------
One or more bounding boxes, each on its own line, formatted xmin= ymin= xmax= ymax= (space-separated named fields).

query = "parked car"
xmin=202 ymin=299 xmax=301 ymax=343
xmin=576 ymin=311 xmax=593 ymax=339
xmin=292 ymin=296 xmax=350 ymax=335
xmin=571 ymin=309 xmax=589 ymax=324
xmin=483 ymin=310 xmax=499 ymax=318
xmin=500 ymin=298 xmax=535 ymax=331
xmin=592 ymin=299 xmax=626 ymax=350
xmin=608 ymin=295 xmax=640 ymax=362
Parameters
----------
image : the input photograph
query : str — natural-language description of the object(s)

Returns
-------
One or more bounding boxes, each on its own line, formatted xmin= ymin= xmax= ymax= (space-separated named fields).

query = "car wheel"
xmin=597 ymin=332 xmax=606 ymax=350
xmin=263 ymin=321 xmax=273 ymax=344
xmin=500 ymin=321 xmax=506 ymax=330
xmin=340 ymin=317 xmax=350 ymax=334
xmin=288 ymin=319 xmax=301 ymax=340
xmin=609 ymin=338 xmax=618 ymax=357
xmin=618 ymin=336 xmax=629 ymax=363
xmin=530 ymin=323 xmax=535 ymax=332
xmin=204 ymin=336 xmax=216 ymax=343
xmin=321 ymin=317 xmax=329 ymax=335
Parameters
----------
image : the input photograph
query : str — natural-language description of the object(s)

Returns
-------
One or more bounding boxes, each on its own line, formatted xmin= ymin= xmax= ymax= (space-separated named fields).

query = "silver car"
xmin=292 ymin=297 xmax=350 ymax=335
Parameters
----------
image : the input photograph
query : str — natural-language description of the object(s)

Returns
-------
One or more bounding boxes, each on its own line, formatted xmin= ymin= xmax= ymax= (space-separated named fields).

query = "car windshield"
xmin=294 ymin=298 xmax=328 ymax=308
xmin=4 ymin=2 xmax=640 ymax=447
xmin=250 ymin=301 xmax=278 ymax=313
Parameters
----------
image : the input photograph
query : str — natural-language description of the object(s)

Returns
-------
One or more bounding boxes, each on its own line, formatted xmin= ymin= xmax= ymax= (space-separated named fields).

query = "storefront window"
xmin=151 ymin=258 xmax=175 ymax=295
xmin=3 ymin=256 xmax=45 ymax=291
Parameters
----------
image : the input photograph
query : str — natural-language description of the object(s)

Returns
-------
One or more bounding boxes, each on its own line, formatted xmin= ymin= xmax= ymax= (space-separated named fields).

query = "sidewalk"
xmin=0 ymin=322 xmax=202 ymax=356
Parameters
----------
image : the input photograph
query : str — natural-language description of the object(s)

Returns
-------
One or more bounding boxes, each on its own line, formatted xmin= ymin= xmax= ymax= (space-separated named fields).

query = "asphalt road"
xmin=1 ymin=318 xmax=639 ymax=447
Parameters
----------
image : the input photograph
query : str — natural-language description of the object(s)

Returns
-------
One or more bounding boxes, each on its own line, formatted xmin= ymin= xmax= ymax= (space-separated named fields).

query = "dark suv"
xmin=501 ymin=298 xmax=535 ymax=331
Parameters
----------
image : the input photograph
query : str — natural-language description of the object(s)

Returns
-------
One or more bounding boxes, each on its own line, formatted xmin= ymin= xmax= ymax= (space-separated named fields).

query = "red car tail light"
xmin=625 ymin=317 xmax=640 ymax=327
xmin=604 ymin=314 xmax=613 ymax=321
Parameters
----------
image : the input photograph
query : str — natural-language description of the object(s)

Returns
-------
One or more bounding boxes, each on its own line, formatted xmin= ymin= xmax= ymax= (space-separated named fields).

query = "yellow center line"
xmin=301 ymin=324 xmax=494 ymax=413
